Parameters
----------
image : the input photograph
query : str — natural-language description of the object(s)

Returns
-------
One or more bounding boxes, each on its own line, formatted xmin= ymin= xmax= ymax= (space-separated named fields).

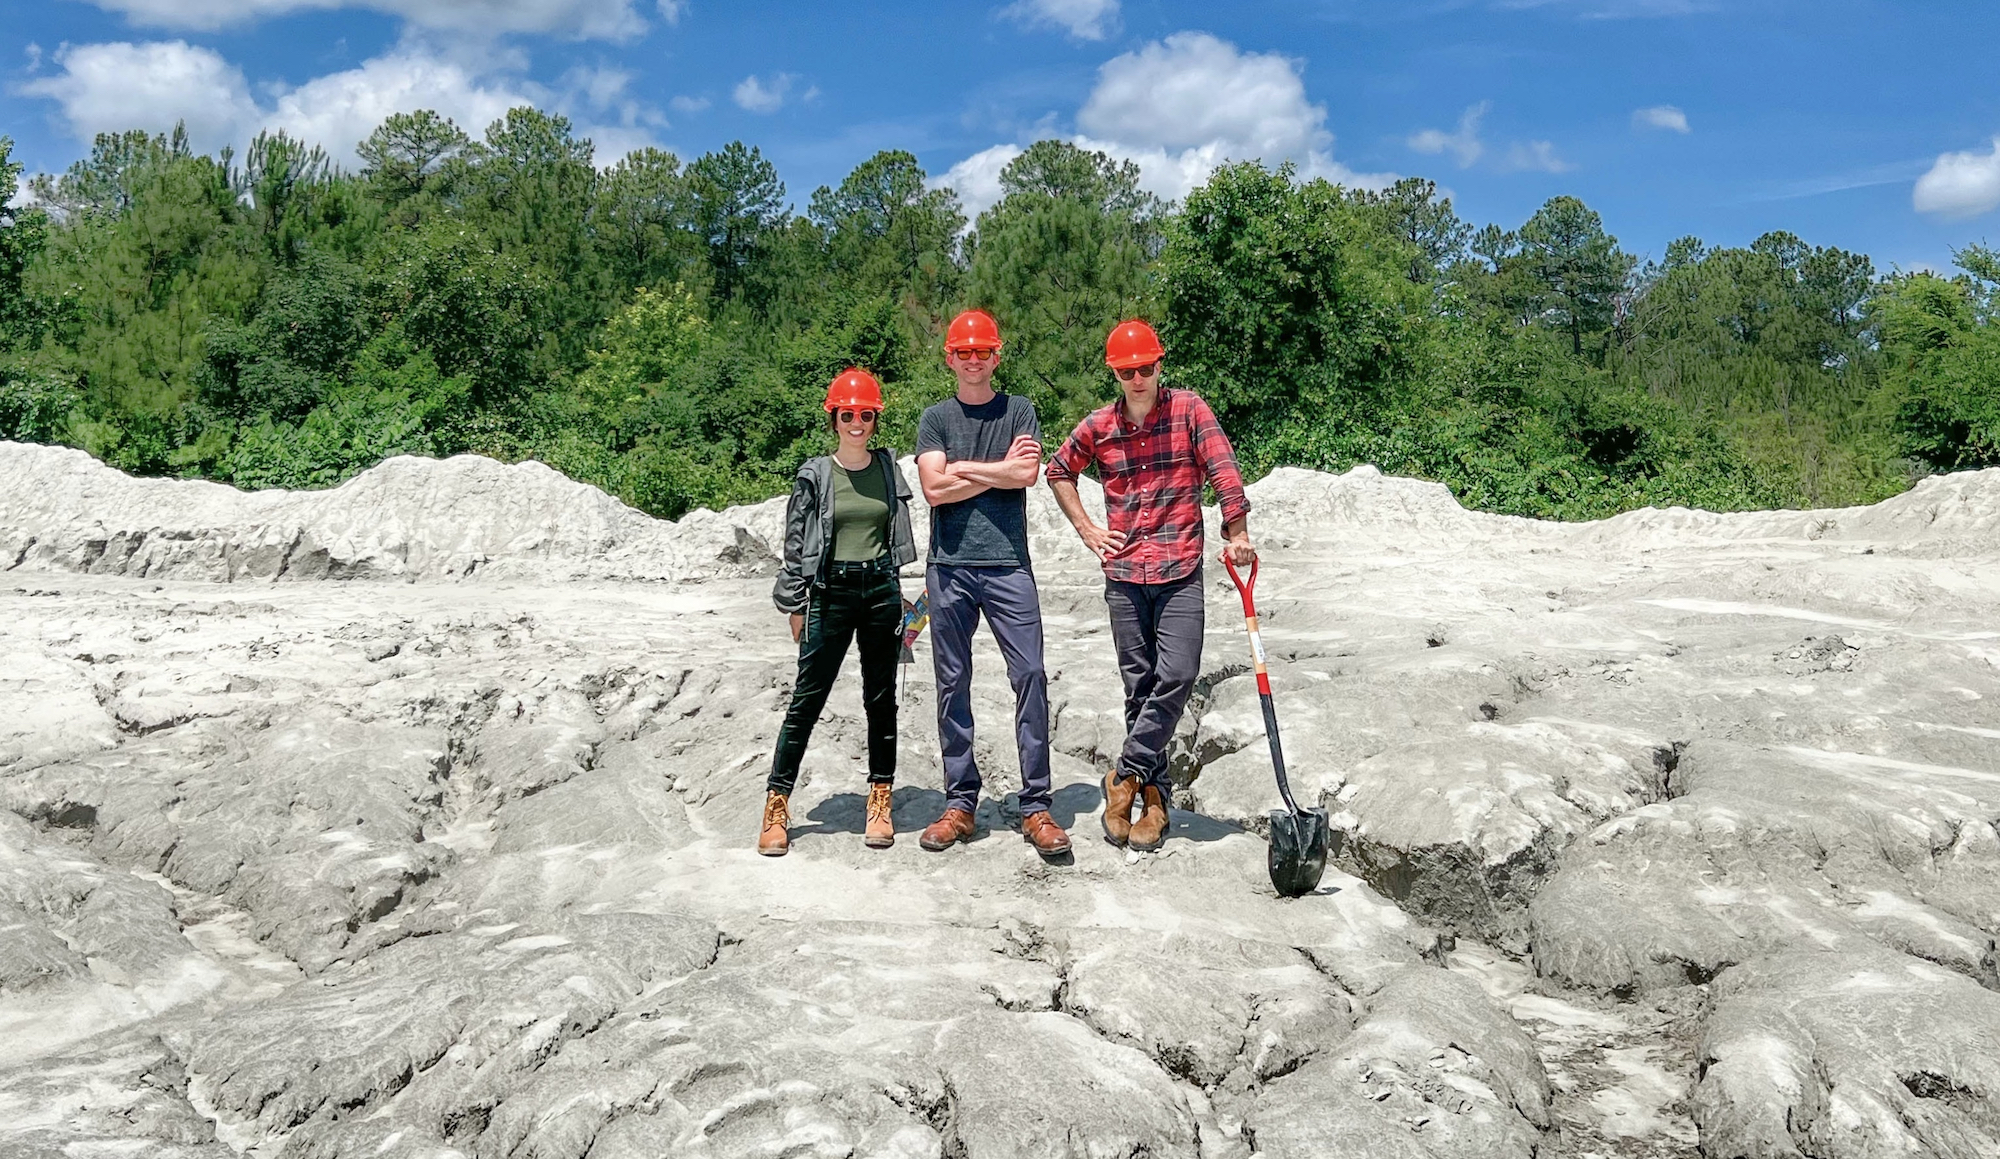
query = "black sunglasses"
xmin=1115 ymin=362 xmax=1160 ymax=382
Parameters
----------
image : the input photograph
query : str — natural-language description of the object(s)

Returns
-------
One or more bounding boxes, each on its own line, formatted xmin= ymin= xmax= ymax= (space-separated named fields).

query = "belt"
xmin=826 ymin=557 xmax=894 ymax=579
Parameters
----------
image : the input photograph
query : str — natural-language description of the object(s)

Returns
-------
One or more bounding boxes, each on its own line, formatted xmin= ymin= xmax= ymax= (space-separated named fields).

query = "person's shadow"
xmin=801 ymin=778 xmax=1245 ymax=854
xmin=798 ymin=785 xmax=974 ymax=841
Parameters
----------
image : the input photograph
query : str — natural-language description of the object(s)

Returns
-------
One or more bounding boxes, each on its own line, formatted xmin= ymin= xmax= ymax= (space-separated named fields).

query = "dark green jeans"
xmin=768 ymin=564 xmax=902 ymax=795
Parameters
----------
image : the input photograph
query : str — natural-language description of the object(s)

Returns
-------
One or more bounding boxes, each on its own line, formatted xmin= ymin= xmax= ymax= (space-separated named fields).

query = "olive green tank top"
xmin=830 ymin=457 xmax=891 ymax=562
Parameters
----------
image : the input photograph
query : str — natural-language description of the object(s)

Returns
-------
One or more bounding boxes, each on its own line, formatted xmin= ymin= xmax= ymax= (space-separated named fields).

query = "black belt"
xmin=826 ymin=557 xmax=894 ymax=579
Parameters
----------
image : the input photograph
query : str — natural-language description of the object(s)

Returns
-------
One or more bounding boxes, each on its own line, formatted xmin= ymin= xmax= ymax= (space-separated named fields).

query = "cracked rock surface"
xmin=2 ymin=442 xmax=1998 ymax=1157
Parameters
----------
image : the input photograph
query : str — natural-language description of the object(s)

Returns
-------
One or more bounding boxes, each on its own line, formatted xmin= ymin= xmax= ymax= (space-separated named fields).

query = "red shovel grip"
xmin=1224 ymin=552 xmax=1259 ymax=617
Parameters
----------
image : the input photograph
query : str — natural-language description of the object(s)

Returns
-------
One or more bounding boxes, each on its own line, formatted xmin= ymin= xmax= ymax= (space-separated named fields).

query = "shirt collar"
xmin=1114 ymin=387 xmax=1171 ymax=432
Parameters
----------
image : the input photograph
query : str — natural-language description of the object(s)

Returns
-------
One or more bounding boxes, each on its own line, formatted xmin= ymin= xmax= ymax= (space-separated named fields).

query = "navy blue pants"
xmin=1105 ymin=568 xmax=1205 ymax=797
xmin=927 ymin=563 xmax=1052 ymax=816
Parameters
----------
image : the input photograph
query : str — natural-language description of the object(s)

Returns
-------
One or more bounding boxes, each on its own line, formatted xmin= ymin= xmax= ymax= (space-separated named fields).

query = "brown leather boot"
xmin=919 ymin=806 xmax=977 ymax=851
xmin=1128 ymin=785 xmax=1169 ymax=852
xmin=758 ymin=791 xmax=790 ymax=857
xmin=1101 ymin=768 xmax=1137 ymax=848
xmin=1021 ymin=811 xmax=1072 ymax=856
xmin=864 ymin=783 xmax=895 ymax=849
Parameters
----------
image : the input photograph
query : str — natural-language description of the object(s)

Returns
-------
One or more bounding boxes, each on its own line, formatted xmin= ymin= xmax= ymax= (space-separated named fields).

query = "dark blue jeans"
xmin=927 ymin=564 xmax=1052 ymax=816
xmin=1106 ymin=568 xmax=1205 ymax=797
xmin=768 ymin=568 xmax=902 ymax=795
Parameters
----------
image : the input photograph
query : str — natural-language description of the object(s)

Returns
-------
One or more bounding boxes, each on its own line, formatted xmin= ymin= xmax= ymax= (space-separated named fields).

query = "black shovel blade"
xmin=1268 ymin=807 xmax=1332 ymax=898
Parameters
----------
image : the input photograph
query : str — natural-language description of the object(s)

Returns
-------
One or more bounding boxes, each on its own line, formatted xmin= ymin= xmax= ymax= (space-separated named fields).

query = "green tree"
xmin=235 ymin=130 xmax=339 ymax=264
xmin=685 ymin=142 xmax=786 ymax=304
xmin=368 ymin=223 xmax=546 ymax=406
xmin=1157 ymin=160 xmax=1424 ymax=436
xmin=809 ymin=149 xmax=965 ymax=321
xmin=29 ymin=126 xmax=192 ymax=218
xmin=26 ymin=140 xmax=262 ymax=471
xmin=1516 ymin=196 xmax=1633 ymax=358
xmin=357 ymin=110 xmax=471 ymax=203
xmin=594 ymin=147 xmax=697 ymax=295
xmin=1878 ymin=249 xmax=2000 ymax=470
xmin=575 ymin=283 xmax=707 ymax=441
xmin=459 ymin=108 xmax=604 ymax=365
xmin=1361 ymin=177 xmax=1471 ymax=285
xmin=965 ymin=140 xmax=1159 ymax=425
xmin=1 ymin=136 xmax=51 ymax=347
xmin=196 ymin=252 xmax=367 ymax=421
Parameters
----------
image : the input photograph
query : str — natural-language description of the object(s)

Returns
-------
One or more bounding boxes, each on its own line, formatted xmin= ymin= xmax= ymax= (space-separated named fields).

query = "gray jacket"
xmin=772 ymin=448 xmax=918 ymax=614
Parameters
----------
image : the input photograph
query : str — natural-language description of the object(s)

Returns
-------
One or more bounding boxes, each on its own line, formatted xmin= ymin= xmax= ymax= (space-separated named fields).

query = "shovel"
xmin=897 ymin=590 xmax=930 ymax=704
xmin=1223 ymin=553 xmax=1331 ymax=898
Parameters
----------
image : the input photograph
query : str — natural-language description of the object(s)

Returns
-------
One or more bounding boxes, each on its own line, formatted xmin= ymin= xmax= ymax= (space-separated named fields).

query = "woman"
xmin=763 ymin=367 xmax=918 ymax=856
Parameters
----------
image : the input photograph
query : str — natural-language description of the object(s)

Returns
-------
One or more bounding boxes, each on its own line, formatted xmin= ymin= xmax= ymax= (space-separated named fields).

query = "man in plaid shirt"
xmin=1046 ymin=319 xmax=1256 ymax=852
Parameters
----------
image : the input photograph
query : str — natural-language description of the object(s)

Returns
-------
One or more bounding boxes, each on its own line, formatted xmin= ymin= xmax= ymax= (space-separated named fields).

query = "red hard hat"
xmin=824 ymin=367 xmax=884 ymax=412
xmin=1105 ymin=319 xmax=1165 ymax=369
xmin=944 ymin=309 xmax=1004 ymax=352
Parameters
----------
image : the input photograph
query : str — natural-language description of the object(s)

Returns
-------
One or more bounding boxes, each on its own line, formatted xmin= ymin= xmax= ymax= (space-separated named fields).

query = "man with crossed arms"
xmin=1045 ymin=319 xmax=1255 ymax=852
xmin=915 ymin=309 xmax=1072 ymax=857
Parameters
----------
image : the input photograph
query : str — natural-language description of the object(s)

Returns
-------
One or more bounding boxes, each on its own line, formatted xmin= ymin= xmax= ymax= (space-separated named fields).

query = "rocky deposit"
xmin=2 ymin=439 xmax=1998 ymax=1159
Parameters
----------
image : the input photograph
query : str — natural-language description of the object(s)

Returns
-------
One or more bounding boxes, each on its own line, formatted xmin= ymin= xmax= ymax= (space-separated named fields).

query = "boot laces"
xmin=763 ymin=794 xmax=789 ymax=830
xmin=866 ymin=785 xmax=893 ymax=826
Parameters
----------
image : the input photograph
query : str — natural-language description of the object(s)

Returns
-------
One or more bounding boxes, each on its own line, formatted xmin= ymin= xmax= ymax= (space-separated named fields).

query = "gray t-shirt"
xmin=916 ymin=393 xmax=1040 ymax=568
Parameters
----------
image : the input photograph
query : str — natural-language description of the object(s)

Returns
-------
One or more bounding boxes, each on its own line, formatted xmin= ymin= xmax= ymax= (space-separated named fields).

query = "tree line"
xmin=1 ymin=108 xmax=1995 ymax=522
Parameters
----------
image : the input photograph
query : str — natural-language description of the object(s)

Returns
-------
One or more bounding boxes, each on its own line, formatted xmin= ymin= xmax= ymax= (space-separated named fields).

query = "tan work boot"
xmin=1101 ymin=768 xmax=1137 ymax=847
xmin=1021 ymin=811 xmax=1072 ymax=856
xmin=1129 ymin=785 xmax=1169 ymax=852
xmin=864 ymin=783 xmax=895 ymax=849
xmin=758 ymin=791 xmax=790 ymax=857
xmin=919 ymin=806 xmax=977 ymax=851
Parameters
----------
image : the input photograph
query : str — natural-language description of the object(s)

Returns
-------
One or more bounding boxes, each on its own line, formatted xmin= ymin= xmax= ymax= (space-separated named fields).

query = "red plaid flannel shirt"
xmin=1045 ymin=387 xmax=1251 ymax=583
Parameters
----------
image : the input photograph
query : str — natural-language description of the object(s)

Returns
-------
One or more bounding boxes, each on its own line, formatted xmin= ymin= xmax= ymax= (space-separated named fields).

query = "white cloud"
xmin=564 ymin=63 xmax=635 ymax=112
xmin=1066 ymin=31 xmax=1392 ymax=200
xmin=18 ymin=38 xmax=661 ymax=167
xmin=655 ymin=0 xmax=685 ymax=22
xmin=1408 ymin=101 xmax=1487 ymax=168
xmin=1914 ymin=137 xmax=2000 ymax=220
xmin=1503 ymin=139 xmax=1571 ymax=173
xmin=1407 ymin=101 xmax=1571 ymax=174
xmin=941 ymin=32 xmax=1397 ymax=207
xmin=935 ymin=142 xmax=1022 ymax=220
xmin=669 ymin=94 xmax=710 ymax=115
xmin=79 ymin=0 xmax=658 ymax=40
xmin=1002 ymin=0 xmax=1119 ymax=40
xmin=1080 ymin=33 xmax=1323 ymax=161
xmin=268 ymin=50 xmax=536 ymax=162
xmin=732 ymin=73 xmax=795 ymax=114
xmin=1632 ymin=104 xmax=1690 ymax=133
xmin=19 ymin=41 xmax=261 ymax=153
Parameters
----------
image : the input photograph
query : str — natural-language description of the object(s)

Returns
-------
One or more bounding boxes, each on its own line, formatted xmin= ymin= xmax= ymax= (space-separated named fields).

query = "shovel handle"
xmin=1222 ymin=551 xmax=1302 ymax=816
xmin=1224 ymin=554 xmax=1259 ymax=617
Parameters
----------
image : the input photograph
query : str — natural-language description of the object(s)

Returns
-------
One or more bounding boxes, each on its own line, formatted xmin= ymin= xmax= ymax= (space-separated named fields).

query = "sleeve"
xmin=885 ymin=449 xmax=913 ymax=500
xmin=1044 ymin=415 xmax=1097 ymax=485
xmin=1188 ymin=395 xmax=1252 ymax=525
xmin=915 ymin=405 xmax=946 ymax=457
xmin=771 ymin=473 xmax=815 ymax=614
xmin=1016 ymin=396 xmax=1042 ymax=442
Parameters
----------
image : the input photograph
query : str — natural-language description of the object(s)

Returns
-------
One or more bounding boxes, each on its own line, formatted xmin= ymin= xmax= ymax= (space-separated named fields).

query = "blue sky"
xmin=5 ymin=0 xmax=1998 ymax=272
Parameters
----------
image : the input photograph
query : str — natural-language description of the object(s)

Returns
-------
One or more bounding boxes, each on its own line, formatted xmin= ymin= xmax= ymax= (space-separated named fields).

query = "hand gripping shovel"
xmin=1224 ymin=554 xmax=1331 ymax=898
